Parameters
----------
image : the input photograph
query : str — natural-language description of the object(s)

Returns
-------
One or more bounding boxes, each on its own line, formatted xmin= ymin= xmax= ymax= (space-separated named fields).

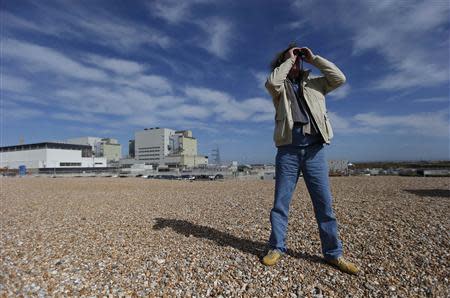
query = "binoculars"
xmin=293 ymin=49 xmax=307 ymax=58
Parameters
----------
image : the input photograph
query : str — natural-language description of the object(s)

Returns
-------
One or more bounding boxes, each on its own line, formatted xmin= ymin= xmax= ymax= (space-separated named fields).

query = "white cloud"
xmin=286 ymin=20 xmax=308 ymax=30
xmin=51 ymin=112 xmax=108 ymax=124
xmin=184 ymin=86 xmax=273 ymax=121
xmin=128 ymin=75 xmax=173 ymax=94
xmin=149 ymin=1 xmax=192 ymax=24
xmin=252 ymin=113 xmax=274 ymax=122
xmin=185 ymin=86 xmax=233 ymax=105
xmin=353 ymin=110 xmax=449 ymax=137
xmin=3 ymin=39 xmax=108 ymax=81
xmin=252 ymin=71 xmax=267 ymax=89
xmin=290 ymin=0 xmax=450 ymax=90
xmin=4 ymin=4 xmax=171 ymax=52
xmin=327 ymin=111 xmax=378 ymax=134
xmin=3 ymin=102 xmax=44 ymax=120
xmin=147 ymin=1 xmax=233 ymax=59
xmin=160 ymin=104 xmax=212 ymax=120
xmin=2 ymin=11 xmax=78 ymax=37
xmin=1 ymin=74 xmax=31 ymax=93
xmin=2 ymin=39 xmax=179 ymax=120
xmin=85 ymin=55 xmax=145 ymax=76
xmin=196 ymin=18 xmax=233 ymax=59
xmin=328 ymin=84 xmax=350 ymax=100
xmin=149 ymin=0 xmax=212 ymax=24
xmin=413 ymin=97 xmax=449 ymax=103
xmin=75 ymin=17 xmax=171 ymax=51
xmin=328 ymin=110 xmax=450 ymax=137
xmin=240 ymin=97 xmax=273 ymax=114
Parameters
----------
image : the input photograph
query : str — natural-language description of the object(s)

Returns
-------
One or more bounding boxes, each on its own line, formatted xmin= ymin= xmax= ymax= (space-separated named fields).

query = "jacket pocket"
xmin=324 ymin=114 xmax=334 ymax=139
xmin=275 ymin=100 xmax=285 ymax=120
xmin=274 ymin=118 xmax=286 ymax=142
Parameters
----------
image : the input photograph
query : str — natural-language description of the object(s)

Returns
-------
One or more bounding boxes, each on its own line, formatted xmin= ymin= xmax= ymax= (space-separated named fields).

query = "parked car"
xmin=181 ymin=174 xmax=196 ymax=180
xmin=195 ymin=174 xmax=209 ymax=180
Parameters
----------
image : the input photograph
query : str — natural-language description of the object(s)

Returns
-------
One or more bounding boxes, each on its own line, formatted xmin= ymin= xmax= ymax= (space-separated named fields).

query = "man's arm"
xmin=265 ymin=57 xmax=295 ymax=101
xmin=296 ymin=47 xmax=346 ymax=95
xmin=310 ymin=55 xmax=346 ymax=95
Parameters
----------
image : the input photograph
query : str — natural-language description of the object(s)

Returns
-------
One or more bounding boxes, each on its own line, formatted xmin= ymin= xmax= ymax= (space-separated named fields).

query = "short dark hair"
xmin=270 ymin=42 xmax=298 ymax=71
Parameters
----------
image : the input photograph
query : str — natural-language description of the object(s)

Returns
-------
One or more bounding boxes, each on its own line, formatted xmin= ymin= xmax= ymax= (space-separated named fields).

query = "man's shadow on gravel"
xmin=404 ymin=189 xmax=450 ymax=198
xmin=153 ymin=218 xmax=323 ymax=264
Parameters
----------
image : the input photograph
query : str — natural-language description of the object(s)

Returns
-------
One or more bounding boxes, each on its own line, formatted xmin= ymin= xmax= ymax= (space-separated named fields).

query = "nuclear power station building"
xmin=130 ymin=127 xmax=208 ymax=169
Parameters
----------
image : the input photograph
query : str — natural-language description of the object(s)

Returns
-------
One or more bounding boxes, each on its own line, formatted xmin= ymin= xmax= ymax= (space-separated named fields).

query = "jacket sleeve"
xmin=265 ymin=57 xmax=295 ymax=107
xmin=310 ymin=55 xmax=346 ymax=95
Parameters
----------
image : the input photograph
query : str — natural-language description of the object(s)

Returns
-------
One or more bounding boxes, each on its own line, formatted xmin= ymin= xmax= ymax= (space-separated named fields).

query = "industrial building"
xmin=0 ymin=142 xmax=107 ymax=169
xmin=67 ymin=137 xmax=121 ymax=165
xmin=328 ymin=160 xmax=349 ymax=175
xmin=132 ymin=127 xmax=208 ymax=169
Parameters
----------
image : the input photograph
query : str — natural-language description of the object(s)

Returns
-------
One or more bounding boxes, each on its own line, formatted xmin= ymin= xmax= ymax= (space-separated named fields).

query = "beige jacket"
xmin=265 ymin=55 xmax=346 ymax=146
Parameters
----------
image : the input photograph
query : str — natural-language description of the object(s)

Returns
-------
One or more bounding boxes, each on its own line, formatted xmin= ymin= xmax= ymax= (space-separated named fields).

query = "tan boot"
xmin=326 ymin=257 xmax=360 ymax=275
xmin=262 ymin=249 xmax=284 ymax=266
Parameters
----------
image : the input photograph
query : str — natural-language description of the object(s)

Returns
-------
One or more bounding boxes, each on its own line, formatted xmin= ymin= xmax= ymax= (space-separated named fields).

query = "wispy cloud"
xmin=3 ymin=37 xmax=270 ymax=128
xmin=149 ymin=0 xmax=211 ymax=24
xmin=3 ymin=102 xmax=44 ymax=120
xmin=327 ymin=111 xmax=378 ymax=134
xmin=196 ymin=17 xmax=233 ymax=59
xmin=51 ymin=112 xmax=110 ymax=124
xmin=1 ymin=74 xmax=31 ymax=93
xmin=412 ymin=97 xmax=449 ymax=103
xmin=352 ymin=110 xmax=449 ymax=137
xmin=252 ymin=71 xmax=267 ymax=90
xmin=328 ymin=84 xmax=351 ymax=100
xmin=85 ymin=55 xmax=145 ymax=76
xmin=3 ymin=2 xmax=171 ymax=52
xmin=184 ymin=87 xmax=273 ymax=121
xmin=147 ymin=1 xmax=233 ymax=59
xmin=3 ymin=39 xmax=108 ymax=81
xmin=328 ymin=109 xmax=450 ymax=137
xmin=290 ymin=0 xmax=450 ymax=90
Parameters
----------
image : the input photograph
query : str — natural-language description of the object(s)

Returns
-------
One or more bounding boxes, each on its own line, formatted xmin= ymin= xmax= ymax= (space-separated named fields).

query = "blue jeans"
xmin=268 ymin=126 xmax=342 ymax=260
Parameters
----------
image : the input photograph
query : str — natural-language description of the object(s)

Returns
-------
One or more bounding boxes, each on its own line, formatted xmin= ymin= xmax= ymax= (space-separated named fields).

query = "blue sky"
xmin=1 ymin=0 xmax=449 ymax=163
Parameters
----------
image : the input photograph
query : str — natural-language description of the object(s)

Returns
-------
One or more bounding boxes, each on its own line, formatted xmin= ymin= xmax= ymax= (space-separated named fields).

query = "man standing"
xmin=262 ymin=43 xmax=359 ymax=275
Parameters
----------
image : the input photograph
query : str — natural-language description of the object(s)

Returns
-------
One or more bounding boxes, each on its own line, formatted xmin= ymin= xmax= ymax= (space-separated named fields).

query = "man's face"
xmin=285 ymin=51 xmax=301 ymax=78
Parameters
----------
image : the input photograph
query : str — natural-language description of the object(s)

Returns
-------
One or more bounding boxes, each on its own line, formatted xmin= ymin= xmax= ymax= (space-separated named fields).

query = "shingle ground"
xmin=1 ymin=176 xmax=449 ymax=297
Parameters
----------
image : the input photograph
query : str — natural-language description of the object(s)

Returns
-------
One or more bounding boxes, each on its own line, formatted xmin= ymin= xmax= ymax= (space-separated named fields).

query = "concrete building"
xmin=0 ymin=142 xmax=106 ymax=169
xmin=328 ymin=160 xmax=349 ymax=175
xmin=128 ymin=140 xmax=135 ymax=158
xmin=95 ymin=138 xmax=121 ymax=163
xmin=133 ymin=127 xmax=208 ymax=169
xmin=67 ymin=136 xmax=121 ymax=164
xmin=66 ymin=137 xmax=102 ymax=151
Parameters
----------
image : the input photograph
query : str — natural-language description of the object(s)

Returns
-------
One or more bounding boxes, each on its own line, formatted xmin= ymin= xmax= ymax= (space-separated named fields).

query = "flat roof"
xmin=0 ymin=142 xmax=91 ymax=152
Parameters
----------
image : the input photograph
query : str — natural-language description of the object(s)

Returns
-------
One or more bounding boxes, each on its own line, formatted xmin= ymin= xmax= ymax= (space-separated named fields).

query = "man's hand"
xmin=288 ymin=47 xmax=301 ymax=61
xmin=288 ymin=47 xmax=316 ymax=64
xmin=299 ymin=47 xmax=315 ymax=64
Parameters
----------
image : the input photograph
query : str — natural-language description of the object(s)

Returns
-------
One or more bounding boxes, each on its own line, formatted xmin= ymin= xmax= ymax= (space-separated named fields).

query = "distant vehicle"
xmin=214 ymin=174 xmax=224 ymax=180
xmin=195 ymin=174 xmax=209 ymax=180
xmin=181 ymin=174 xmax=196 ymax=180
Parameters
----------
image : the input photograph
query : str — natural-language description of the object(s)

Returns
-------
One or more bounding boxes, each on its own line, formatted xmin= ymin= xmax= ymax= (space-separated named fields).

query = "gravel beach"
xmin=1 ymin=176 xmax=449 ymax=297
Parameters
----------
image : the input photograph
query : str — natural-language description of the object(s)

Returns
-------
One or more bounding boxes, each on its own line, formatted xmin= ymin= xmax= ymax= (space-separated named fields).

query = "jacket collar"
xmin=288 ymin=69 xmax=311 ymax=84
xmin=300 ymin=69 xmax=312 ymax=80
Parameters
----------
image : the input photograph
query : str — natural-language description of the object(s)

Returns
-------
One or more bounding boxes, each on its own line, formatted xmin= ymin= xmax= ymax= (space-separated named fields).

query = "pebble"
xmin=1 ymin=177 xmax=449 ymax=297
